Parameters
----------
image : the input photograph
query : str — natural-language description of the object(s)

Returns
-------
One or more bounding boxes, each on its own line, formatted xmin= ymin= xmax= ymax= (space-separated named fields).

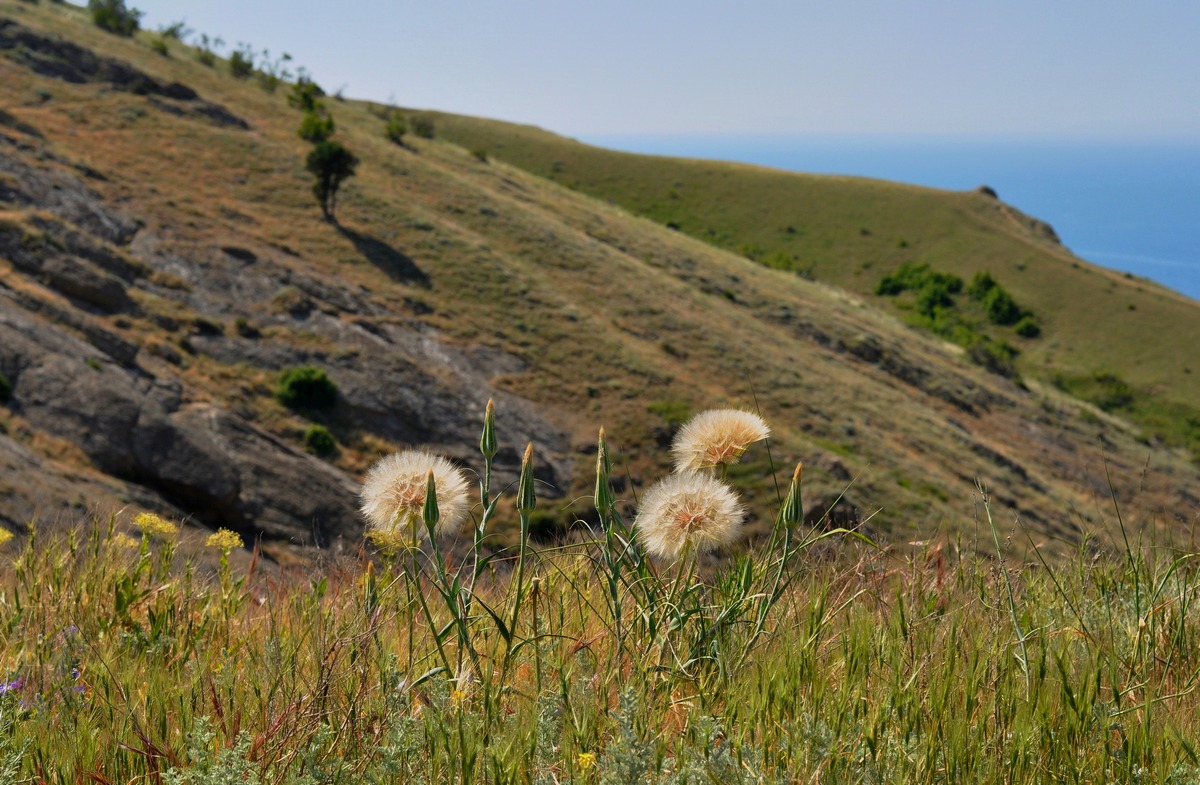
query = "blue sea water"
xmin=580 ymin=134 xmax=1200 ymax=302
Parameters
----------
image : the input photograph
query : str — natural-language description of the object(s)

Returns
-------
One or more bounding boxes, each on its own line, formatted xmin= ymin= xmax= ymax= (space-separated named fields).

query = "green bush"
xmin=297 ymin=112 xmax=334 ymax=143
xmin=0 ymin=371 xmax=11 ymax=402
xmin=303 ymin=424 xmax=336 ymax=457
xmin=195 ymin=33 xmax=221 ymax=67
xmin=915 ymin=279 xmax=956 ymax=317
xmin=1014 ymin=315 xmax=1041 ymax=338
xmin=411 ymin=114 xmax=435 ymax=139
xmin=875 ymin=263 xmax=961 ymax=297
xmin=968 ymin=338 xmax=1020 ymax=379
xmin=1091 ymin=372 xmax=1135 ymax=412
xmin=88 ymin=0 xmax=141 ymax=36
xmin=384 ymin=113 xmax=407 ymax=145
xmin=967 ymin=271 xmax=997 ymax=300
xmin=306 ymin=141 xmax=358 ymax=220
xmin=982 ymin=286 xmax=1022 ymax=325
xmin=229 ymin=44 xmax=255 ymax=78
xmin=288 ymin=76 xmax=325 ymax=113
xmin=276 ymin=365 xmax=337 ymax=410
xmin=159 ymin=20 xmax=190 ymax=40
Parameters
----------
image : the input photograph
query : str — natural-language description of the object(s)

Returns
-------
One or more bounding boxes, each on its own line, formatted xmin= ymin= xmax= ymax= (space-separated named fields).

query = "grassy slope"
xmin=9 ymin=523 xmax=1200 ymax=782
xmin=0 ymin=2 xmax=1197 ymax=554
xmin=426 ymin=113 xmax=1200 ymax=419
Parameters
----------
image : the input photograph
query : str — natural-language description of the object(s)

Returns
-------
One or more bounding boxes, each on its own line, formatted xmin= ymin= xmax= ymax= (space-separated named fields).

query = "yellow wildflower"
xmin=132 ymin=512 xmax=178 ymax=538
xmin=206 ymin=528 xmax=243 ymax=553
xmin=108 ymin=532 xmax=141 ymax=550
xmin=0 ymin=529 xmax=12 ymax=548
xmin=578 ymin=752 xmax=597 ymax=770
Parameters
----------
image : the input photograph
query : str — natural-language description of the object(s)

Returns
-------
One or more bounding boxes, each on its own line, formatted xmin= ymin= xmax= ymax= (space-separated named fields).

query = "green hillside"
xmin=428 ymin=113 xmax=1200 ymax=453
xmin=0 ymin=0 xmax=1197 ymax=560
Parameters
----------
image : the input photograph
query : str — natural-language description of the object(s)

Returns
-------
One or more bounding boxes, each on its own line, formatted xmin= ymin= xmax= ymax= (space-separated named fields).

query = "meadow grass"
xmin=3 ymin=427 xmax=1200 ymax=784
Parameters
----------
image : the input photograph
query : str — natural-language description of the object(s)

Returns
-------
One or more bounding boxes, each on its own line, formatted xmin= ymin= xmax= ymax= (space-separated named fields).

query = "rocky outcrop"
xmin=0 ymin=137 xmax=571 ymax=552
xmin=0 ymin=18 xmax=249 ymax=129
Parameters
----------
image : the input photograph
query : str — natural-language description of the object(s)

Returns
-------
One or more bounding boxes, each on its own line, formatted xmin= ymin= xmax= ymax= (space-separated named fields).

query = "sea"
xmin=580 ymin=135 xmax=1200 ymax=302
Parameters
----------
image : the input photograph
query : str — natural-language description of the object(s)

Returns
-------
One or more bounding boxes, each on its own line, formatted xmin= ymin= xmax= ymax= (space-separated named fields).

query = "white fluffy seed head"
xmin=360 ymin=449 xmax=470 ymax=543
xmin=671 ymin=409 xmax=770 ymax=472
xmin=634 ymin=472 xmax=745 ymax=560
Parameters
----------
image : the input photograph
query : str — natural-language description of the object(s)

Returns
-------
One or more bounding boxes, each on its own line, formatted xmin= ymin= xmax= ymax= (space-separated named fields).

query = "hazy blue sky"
xmin=139 ymin=1 xmax=1199 ymax=138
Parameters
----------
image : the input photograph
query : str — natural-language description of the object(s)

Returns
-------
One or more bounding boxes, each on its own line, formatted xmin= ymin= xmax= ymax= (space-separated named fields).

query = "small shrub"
xmin=306 ymin=141 xmax=358 ymax=220
xmin=195 ymin=33 xmax=222 ymax=67
xmin=88 ymin=0 xmax=141 ymax=36
xmin=384 ymin=113 xmax=406 ymax=145
xmin=982 ymin=286 xmax=1022 ymax=325
xmin=1091 ymin=372 xmax=1135 ymax=412
xmin=303 ymin=424 xmax=336 ymax=457
xmin=276 ymin=366 xmax=337 ymax=410
xmin=233 ymin=317 xmax=260 ymax=338
xmin=915 ymin=279 xmax=955 ymax=317
xmin=1014 ymin=315 xmax=1041 ymax=338
xmin=256 ymin=50 xmax=292 ymax=93
xmin=968 ymin=338 xmax=1020 ymax=379
xmin=967 ymin=271 xmax=997 ymax=300
xmin=191 ymin=317 xmax=223 ymax=336
xmin=875 ymin=263 xmax=961 ymax=298
xmin=288 ymin=75 xmax=325 ymax=113
xmin=271 ymin=286 xmax=313 ymax=317
xmin=229 ymin=44 xmax=255 ymax=79
xmin=411 ymin=114 xmax=435 ymax=139
xmin=471 ymin=148 xmax=489 ymax=163
xmin=0 ymin=371 xmax=12 ymax=402
xmin=149 ymin=35 xmax=169 ymax=56
xmin=159 ymin=20 xmax=190 ymax=41
xmin=297 ymin=112 xmax=334 ymax=143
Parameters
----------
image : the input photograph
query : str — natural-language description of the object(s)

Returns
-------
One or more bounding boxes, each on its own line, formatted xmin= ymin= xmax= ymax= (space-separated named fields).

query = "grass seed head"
xmin=360 ymin=449 xmax=470 ymax=542
xmin=634 ymin=472 xmax=745 ymax=559
xmin=671 ymin=409 xmax=770 ymax=472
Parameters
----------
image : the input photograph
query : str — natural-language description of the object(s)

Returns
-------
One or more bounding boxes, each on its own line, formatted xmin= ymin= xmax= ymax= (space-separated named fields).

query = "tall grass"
xmin=2 ymin=411 xmax=1200 ymax=783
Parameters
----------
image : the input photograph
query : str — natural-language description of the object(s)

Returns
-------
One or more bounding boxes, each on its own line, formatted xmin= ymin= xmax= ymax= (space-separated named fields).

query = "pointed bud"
xmin=594 ymin=428 xmax=615 ymax=514
xmin=480 ymin=399 xmax=497 ymax=460
xmin=517 ymin=442 xmax=537 ymax=513
xmin=776 ymin=462 xmax=804 ymax=529
xmin=422 ymin=469 xmax=440 ymax=538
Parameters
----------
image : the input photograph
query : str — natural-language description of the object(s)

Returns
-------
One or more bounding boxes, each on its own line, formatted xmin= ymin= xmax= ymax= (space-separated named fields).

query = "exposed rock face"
xmin=0 ymin=18 xmax=249 ymax=129
xmin=0 ymin=128 xmax=569 ymax=554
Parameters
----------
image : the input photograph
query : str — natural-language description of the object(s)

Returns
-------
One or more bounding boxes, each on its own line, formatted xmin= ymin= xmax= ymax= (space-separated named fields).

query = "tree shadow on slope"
xmin=336 ymin=225 xmax=429 ymax=286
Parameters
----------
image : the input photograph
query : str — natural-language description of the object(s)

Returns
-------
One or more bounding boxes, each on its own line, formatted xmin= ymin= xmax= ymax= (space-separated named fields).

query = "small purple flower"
xmin=0 ymin=678 xmax=23 ymax=695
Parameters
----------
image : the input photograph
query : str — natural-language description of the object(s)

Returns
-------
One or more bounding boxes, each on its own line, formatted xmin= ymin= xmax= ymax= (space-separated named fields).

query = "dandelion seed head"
xmin=206 ymin=528 xmax=243 ymax=553
xmin=360 ymin=449 xmax=470 ymax=541
xmin=132 ymin=512 xmax=178 ymax=538
xmin=671 ymin=409 xmax=770 ymax=472
xmin=634 ymin=472 xmax=744 ymax=559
